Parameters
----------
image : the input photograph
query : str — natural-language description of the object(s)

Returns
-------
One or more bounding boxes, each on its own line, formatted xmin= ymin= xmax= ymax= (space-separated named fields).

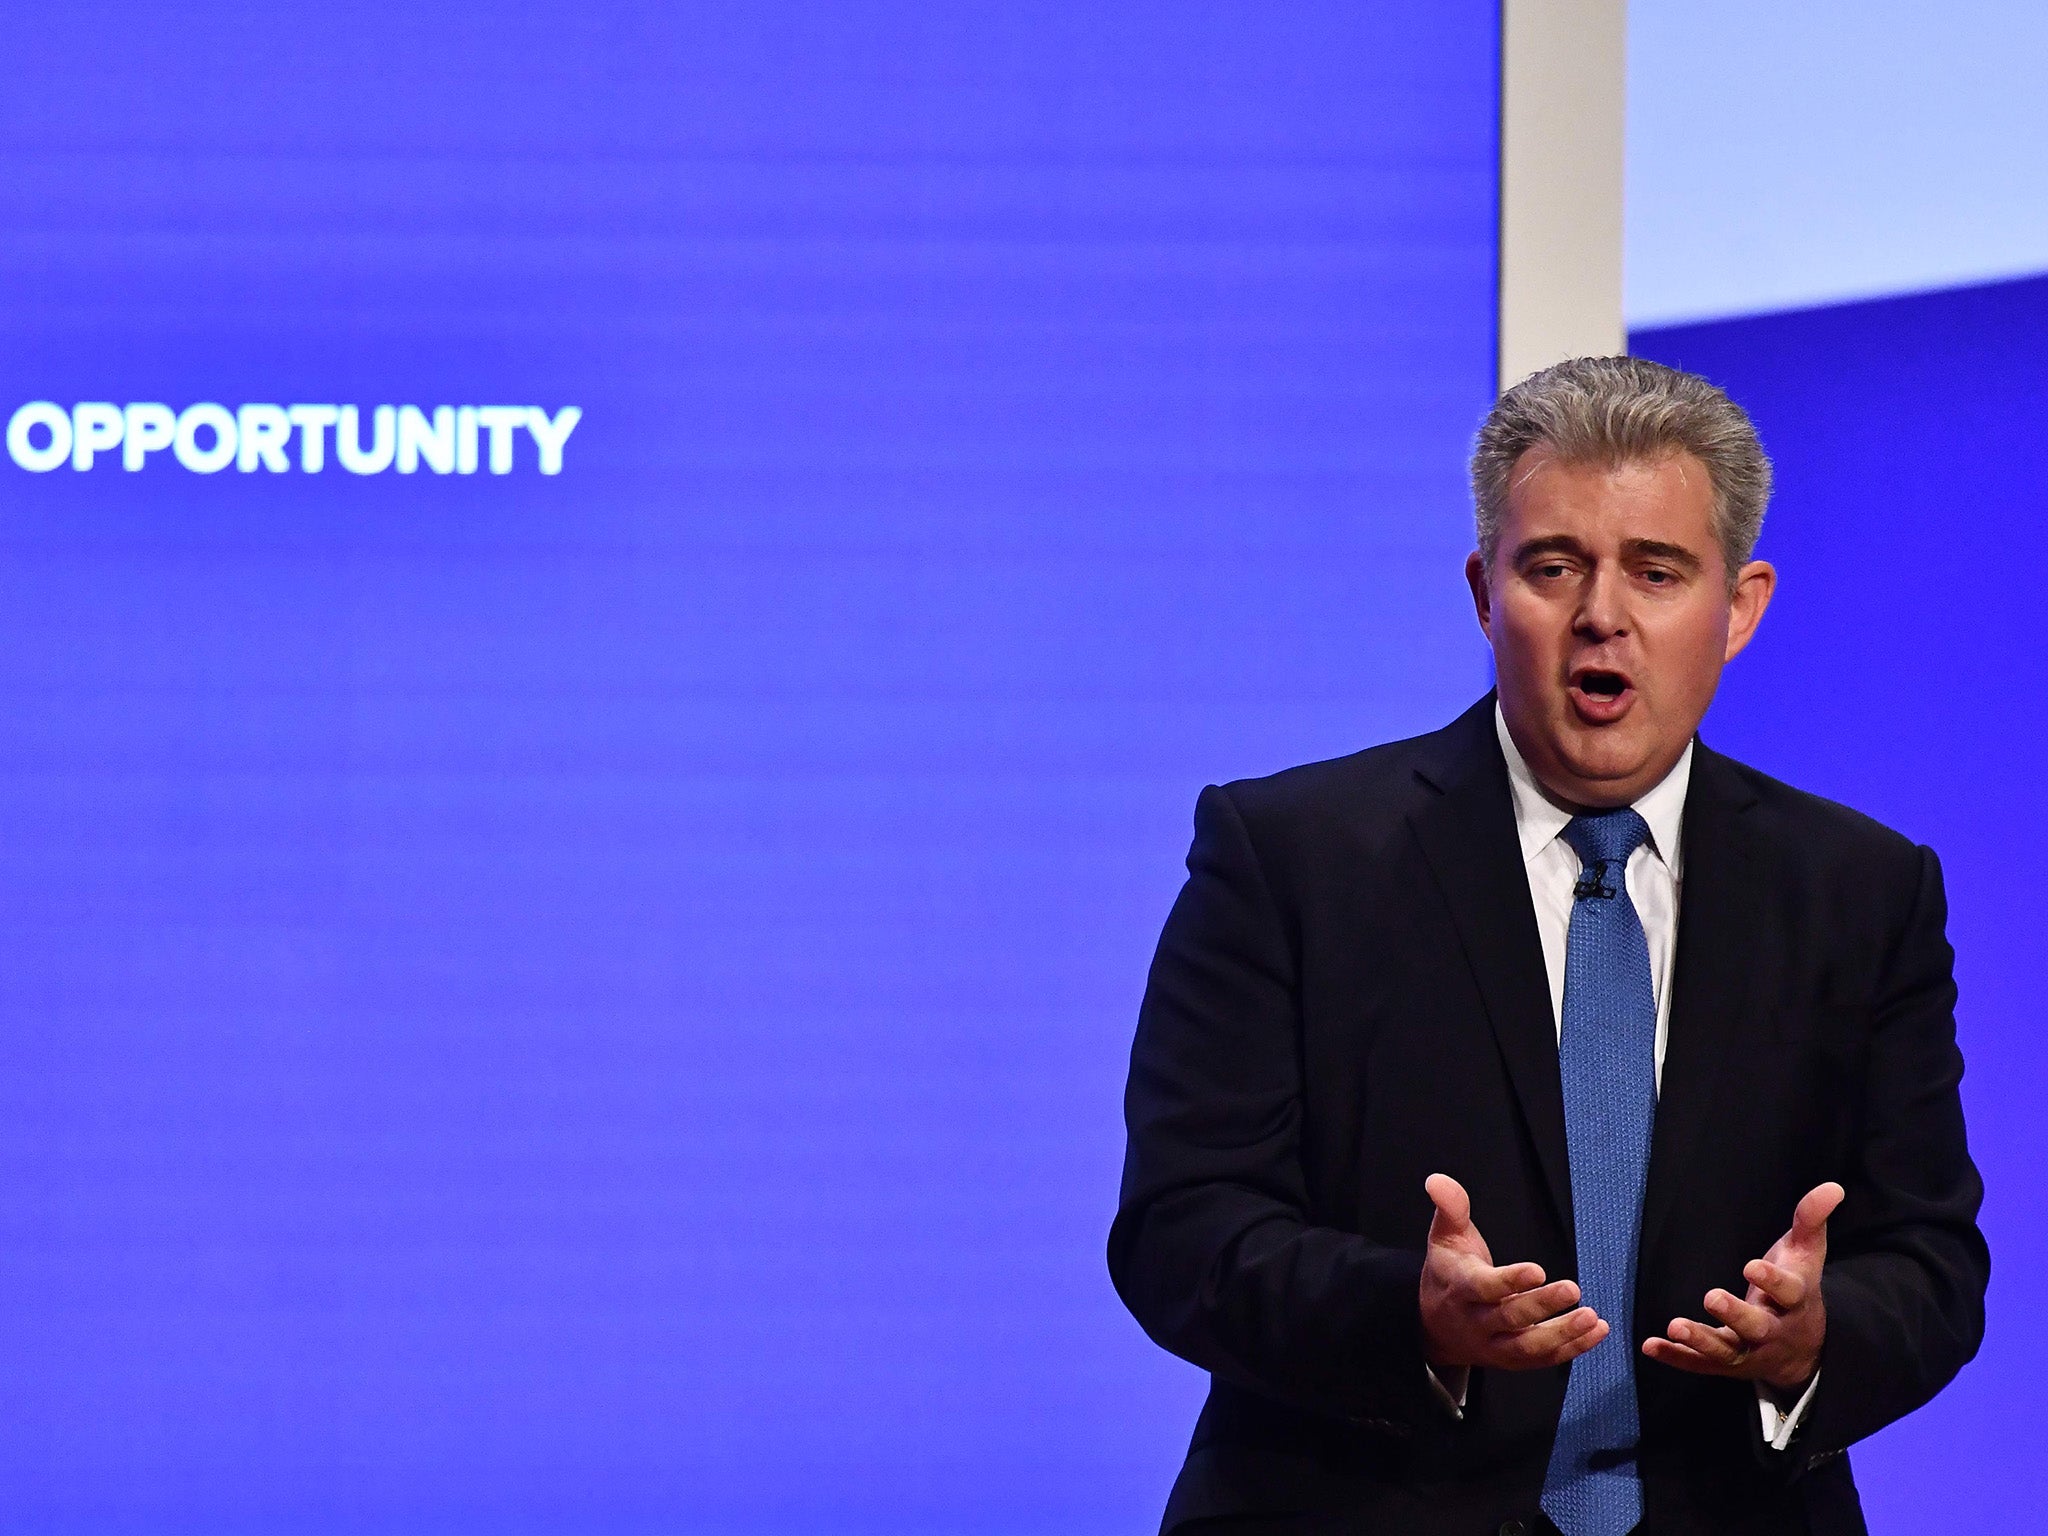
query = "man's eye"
xmin=1642 ymin=568 xmax=1673 ymax=584
xmin=1534 ymin=563 xmax=1569 ymax=579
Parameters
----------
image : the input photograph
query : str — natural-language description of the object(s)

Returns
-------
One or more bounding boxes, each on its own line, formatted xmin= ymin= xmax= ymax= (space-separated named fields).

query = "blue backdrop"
xmin=1638 ymin=279 xmax=2044 ymax=1531
xmin=0 ymin=6 xmax=1498 ymax=1530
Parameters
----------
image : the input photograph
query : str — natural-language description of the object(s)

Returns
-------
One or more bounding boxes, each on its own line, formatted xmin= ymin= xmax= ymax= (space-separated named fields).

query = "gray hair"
xmin=1471 ymin=355 xmax=1773 ymax=584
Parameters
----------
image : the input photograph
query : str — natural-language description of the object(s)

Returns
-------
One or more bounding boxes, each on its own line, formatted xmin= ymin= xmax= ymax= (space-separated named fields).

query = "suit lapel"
xmin=1638 ymin=741 xmax=1764 ymax=1267
xmin=1408 ymin=698 xmax=1575 ymax=1236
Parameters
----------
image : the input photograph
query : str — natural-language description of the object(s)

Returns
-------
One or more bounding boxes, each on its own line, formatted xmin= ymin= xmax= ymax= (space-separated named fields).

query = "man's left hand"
xmin=1642 ymin=1181 xmax=1843 ymax=1393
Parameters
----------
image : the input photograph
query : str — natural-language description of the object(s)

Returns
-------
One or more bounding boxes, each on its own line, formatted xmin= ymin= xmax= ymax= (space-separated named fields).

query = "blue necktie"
xmin=1541 ymin=808 xmax=1657 ymax=1536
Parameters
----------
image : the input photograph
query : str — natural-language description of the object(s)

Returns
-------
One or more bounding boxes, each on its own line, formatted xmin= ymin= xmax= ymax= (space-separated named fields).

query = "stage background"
xmin=1636 ymin=277 xmax=2045 ymax=1531
xmin=0 ymin=5 xmax=1498 ymax=1531
xmin=1629 ymin=8 xmax=2048 ymax=1523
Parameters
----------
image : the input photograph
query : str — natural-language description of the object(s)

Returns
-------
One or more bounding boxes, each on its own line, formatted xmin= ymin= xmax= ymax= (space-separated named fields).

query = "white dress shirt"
xmin=1424 ymin=710 xmax=1817 ymax=1449
xmin=1497 ymin=705 xmax=1687 ymax=1089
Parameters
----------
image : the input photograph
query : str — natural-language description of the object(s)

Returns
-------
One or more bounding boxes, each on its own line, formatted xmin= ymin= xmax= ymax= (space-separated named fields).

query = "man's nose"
xmin=1573 ymin=565 xmax=1629 ymax=639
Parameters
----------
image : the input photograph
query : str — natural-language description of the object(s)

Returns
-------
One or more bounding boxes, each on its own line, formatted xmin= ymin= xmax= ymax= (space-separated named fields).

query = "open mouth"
xmin=1569 ymin=667 xmax=1635 ymax=720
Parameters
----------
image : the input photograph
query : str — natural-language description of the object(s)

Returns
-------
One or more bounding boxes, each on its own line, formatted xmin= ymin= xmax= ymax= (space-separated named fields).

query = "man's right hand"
xmin=1420 ymin=1173 xmax=1608 ymax=1371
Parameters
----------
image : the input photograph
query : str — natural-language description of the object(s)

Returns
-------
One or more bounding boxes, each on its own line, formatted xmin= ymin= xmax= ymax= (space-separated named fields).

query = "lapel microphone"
xmin=1573 ymin=858 xmax=1622 ymax=901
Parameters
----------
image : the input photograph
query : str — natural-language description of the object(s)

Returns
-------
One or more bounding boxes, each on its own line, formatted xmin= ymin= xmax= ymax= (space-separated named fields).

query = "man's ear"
xmin=1724 ymin=559 xmax=1776 ymax=661
xmin=1465 ymin=550 xmax=1493 ymax=641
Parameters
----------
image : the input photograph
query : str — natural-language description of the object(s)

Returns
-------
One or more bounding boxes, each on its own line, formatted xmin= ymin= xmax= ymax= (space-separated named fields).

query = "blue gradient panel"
xmin=1637 ymin=279 xmax=2045 ymax=1530
xmin=0 ymin=5 xmax=1499 ymax=1532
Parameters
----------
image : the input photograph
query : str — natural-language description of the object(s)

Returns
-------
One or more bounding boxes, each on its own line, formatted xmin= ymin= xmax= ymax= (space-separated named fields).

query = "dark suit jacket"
xmin=1110 ymin=696 xmax=1987 ymax=1535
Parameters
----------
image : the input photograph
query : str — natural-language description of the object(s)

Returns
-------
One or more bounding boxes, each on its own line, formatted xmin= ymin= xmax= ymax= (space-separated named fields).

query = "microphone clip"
xmin=1572 ymin=859 xmax=1620 ymax=901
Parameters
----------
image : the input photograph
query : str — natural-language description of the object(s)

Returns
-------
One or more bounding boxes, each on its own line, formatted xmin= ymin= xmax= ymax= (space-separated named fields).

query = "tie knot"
xmin=1563 ymin=807 xmax=1652 ymax=873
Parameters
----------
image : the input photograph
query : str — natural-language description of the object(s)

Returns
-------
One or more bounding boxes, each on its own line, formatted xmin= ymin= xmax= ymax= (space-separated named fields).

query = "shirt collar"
xmin=1494 ymin=701 xmax=1691 ymax=878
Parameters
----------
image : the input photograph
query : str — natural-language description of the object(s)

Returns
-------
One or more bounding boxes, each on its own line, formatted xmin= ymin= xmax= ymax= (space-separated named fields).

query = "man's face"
xmin=1465 ymin=447 xmax=1775 ymax=808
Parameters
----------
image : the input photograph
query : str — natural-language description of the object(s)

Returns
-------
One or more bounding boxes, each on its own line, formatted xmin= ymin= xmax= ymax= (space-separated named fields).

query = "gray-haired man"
xmin=1111 ymin=357 xmax=1987 ymax=1535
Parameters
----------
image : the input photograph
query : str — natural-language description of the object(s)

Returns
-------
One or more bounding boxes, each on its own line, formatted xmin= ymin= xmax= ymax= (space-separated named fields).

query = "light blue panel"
xmin=1630 ymin=0 xmax=2048 ymax=323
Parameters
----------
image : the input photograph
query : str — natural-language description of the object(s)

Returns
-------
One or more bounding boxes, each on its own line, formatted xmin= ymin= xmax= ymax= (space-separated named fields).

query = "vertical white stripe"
xmin=1499 ymin=0 xmax=1628 ymax=390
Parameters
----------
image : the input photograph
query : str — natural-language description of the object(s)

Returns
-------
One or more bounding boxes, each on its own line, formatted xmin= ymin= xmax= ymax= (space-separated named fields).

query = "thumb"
xmin=1425 ymin=1173 xmax=1472 ymax=1246
xmin=1788 ymin=1181 xmax=1845 ymax=1250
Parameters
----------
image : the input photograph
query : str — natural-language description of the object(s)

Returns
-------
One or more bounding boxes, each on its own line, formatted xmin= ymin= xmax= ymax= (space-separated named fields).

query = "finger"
xmin=1424 ymin=1174 xmax=1472 ymax=1242
xmin=1502 ymin=1307 xmax=1605 ymax=1366
xmin=1743 ymin=1259 xmax=1806 ymax=1310
xmin=1464 ymin=1260 xmax=1549 ymax=1304
xmin=1703 ymin=1288 xmax=1779 ymax=1346
xmin=1642 ymin=1336 xmax=1735 ymax=1375
xmin=1662 ymin=1316 xmax=1747 ymax=1367
xmin=1491 ymin=1278 xmax=1582 ymax=1330
xmin=1791 ymin=1182 xmax=1845 ymax=1243
xmin=1545 ymin=1315 xmax=1611 ymax=1366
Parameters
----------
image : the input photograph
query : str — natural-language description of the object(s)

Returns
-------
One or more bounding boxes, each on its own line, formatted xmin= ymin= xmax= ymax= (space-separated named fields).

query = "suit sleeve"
xmin=1798 ymin=844 xmax=1989 ymax=1465
xmin=1106 ymin=783 xmax=1436 ymax=1427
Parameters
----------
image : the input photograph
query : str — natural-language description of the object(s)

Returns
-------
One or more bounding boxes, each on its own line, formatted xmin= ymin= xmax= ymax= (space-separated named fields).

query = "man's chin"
xmin=1504 ymin=699 xmax=1677 ymax=804
xmin=1536 ymin=721 xmax=1655 ymax=799
xmin=1550 ymin=743 xmax=1675 ymax=806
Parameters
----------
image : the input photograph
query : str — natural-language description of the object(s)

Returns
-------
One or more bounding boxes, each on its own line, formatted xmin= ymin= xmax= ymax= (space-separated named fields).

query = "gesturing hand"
xmin=1419 ymin=1173 xmax=1607 ymax=1371
xmin=1642 ymin=1182 xmax=1843 ymax=1392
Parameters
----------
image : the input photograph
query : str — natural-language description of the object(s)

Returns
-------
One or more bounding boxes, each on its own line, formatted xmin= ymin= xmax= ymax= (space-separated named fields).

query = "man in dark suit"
xmin=1109 ymin=357 xmax=1987 ymax=1535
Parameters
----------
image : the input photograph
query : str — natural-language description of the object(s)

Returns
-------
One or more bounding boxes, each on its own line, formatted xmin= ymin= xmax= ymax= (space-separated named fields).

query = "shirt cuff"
xmin=1756 ymin=1368 xmax=1821 ymax=1451
xmin=1426 ymin=1363 xmax=1469 ymax=1421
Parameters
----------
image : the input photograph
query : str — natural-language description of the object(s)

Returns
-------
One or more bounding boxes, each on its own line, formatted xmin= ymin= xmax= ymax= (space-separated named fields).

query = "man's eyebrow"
xmin=1622 ymin=538 xmax=1703 ymax=571
xmin=1510 ymin=535 xmax=1590 ymax=563
xmin=1510 ymin=534 xmax=1706 ymax=572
